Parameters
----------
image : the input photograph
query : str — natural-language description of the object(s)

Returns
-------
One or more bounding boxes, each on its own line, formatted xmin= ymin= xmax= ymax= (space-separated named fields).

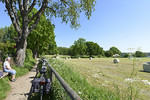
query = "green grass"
xmin=48 ymin=59 xmax=121 ymax=100
xmin=0 ymin=78 xmax=10 ymax=100
xmin=60 ymin=57 xmax=150 ymax=100
xmin=0 ymin=59 xmax=36 ymax=100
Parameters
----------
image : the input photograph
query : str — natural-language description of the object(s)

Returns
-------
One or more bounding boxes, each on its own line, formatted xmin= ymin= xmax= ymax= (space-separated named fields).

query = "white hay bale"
xmin=113 ymin=58 xmax=119 ymax=64
xmin=136 ymin=58 xmax=141 ymax=61
xmin=89 ymin=57 xmax=92 ymax=60
xmin=143 ymin=62 xmax=150 ymax=72
xmin=56 ymin=56 xmax=59 ymax=59
xmin=65 ymin=57 xmax=68 ymax=59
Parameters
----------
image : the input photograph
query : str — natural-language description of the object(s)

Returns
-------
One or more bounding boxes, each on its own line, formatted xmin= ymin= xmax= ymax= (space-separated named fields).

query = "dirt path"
xmin=5 ymin=62 xmax=38 ymax=100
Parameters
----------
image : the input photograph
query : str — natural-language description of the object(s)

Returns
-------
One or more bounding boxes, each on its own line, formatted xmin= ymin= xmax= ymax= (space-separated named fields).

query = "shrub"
xmin=24 ymin=49 xmax=36 ymax=70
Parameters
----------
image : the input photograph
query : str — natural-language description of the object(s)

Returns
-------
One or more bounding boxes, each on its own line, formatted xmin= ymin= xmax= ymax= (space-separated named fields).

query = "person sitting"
xmin=3 ymin=57 xmax=16 ymax=82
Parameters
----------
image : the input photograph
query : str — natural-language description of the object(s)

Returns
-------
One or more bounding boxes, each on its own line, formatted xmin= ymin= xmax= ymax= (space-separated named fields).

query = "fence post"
xmin=50 ymin=69 xmax=54 ymax=82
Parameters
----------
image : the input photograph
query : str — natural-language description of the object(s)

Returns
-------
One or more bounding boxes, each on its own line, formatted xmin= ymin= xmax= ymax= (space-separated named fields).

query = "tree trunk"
xmin=16 ymin=37 xmax=27 ymax=67
xmin=33 ymin=50 xmax=38 ymax=59
xmin=16 ymin=15 xmax=28 ymax=67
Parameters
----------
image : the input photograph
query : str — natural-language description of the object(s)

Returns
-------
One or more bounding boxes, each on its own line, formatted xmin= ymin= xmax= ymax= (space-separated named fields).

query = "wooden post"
xmin=50 ymin=69 xmax=53 ymax=82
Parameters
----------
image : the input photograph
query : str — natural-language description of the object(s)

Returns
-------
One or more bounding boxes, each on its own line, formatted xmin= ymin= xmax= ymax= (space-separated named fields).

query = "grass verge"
xmin=0 ymin=49 xmax=36 ymax=100
xmin=48 ymin=59 xmax=121 ymax=100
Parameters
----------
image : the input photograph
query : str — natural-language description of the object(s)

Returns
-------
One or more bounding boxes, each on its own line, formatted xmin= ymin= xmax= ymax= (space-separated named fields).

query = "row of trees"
xmin=0 ymin=8 xmax=57 ymax=61
xmin=57 ymin=38 xmax=120 ymax=57
xmin=57 ymin=38 xmax=146 ymax=58
xmin=0 ymin=0 xmax=96 ymax=66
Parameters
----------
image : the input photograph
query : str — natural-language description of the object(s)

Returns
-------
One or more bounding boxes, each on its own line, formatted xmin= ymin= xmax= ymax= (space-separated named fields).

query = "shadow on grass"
xmin=139 ymin=70 xmax=150 ymax=73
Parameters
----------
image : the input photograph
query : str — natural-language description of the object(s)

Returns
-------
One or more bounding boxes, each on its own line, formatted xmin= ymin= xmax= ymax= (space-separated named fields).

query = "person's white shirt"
xmin=4 ymin=61 xmax=11 ymax=70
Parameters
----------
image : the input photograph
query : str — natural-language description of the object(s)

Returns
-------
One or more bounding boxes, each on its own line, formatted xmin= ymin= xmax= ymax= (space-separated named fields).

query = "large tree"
xmin=1 ymin=0 xmax=96 ymax=66
xmin=57 ymin=47 xmax=69 ymax=55
xmin=110 ymin=46 xmax=121 ymax=56
xmin=86 ymin=41 xmax=103 ymax=57
xmin=74 ymin=38 xmax=87 ymax=56
xmin=27 ymin=8 xmax=56 ymax=58
xmin=135 ymin=51 xmax=144 ymax=57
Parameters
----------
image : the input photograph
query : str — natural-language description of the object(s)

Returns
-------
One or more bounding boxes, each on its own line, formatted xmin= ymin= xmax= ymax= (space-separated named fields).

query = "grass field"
xmin=58 ymin=57 xmax=150 ymax=100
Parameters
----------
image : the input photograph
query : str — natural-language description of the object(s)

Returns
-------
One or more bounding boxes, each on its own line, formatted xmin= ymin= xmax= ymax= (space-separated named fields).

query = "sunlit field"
xmin=59 ymin=57 xmax=150 ymax=100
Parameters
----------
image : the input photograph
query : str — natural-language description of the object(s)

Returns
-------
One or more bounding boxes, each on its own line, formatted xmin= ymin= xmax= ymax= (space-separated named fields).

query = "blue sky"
xmin=0 ymin=0 xmax=150 ymax=52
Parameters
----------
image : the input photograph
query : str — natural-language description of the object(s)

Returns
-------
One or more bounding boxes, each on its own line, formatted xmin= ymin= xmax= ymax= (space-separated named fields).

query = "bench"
xmin=0 ymin=70 xmax=8 ymax=79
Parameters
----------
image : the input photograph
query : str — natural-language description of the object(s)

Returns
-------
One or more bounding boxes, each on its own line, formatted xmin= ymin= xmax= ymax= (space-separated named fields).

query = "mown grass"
xmin=48 ymin=59 xmax=122 ymax=100
xmin=60 ymin=57 xmax=150 ymax=100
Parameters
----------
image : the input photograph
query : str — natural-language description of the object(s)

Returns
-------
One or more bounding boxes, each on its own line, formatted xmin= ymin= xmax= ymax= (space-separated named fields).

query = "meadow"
xmin=56 ymin=57 xmax=150 ymax=100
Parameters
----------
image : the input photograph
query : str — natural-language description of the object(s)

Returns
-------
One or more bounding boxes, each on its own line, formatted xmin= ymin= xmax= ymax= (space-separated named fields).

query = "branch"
xmin=28 ymin=0 xmax=48 ymax=33
xmin=28 ymin=0 xmax=48 ymax=24
xmin=45 ymin=7 xmax=56 ymax=13
xmin=28 ymin=14 xmax=41 ymax=34
xmin=23 ymin=0 xmax=26 ymax=10
xmin=18 ymin=0 xmax=23 ymax=12
xmin=28 ymin=0 xmax=36 ymax=14
xmin=10 ymin=0 xmax=21 ymax=28
xmin=5 ymin=0 xmax=21 ymax=36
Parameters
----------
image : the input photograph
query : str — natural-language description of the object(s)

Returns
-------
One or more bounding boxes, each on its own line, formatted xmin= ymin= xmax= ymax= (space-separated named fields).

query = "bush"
xmin=0 ymin=42 xmax=16 ymax=62
xmin=24 ymin=49 xmax=36 ymax=70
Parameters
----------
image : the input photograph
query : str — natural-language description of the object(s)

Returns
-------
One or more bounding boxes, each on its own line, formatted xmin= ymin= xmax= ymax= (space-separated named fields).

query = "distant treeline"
xmin=0 ymin=25 xmax=147 ymax=59
xmin=56 ymin=38 xmax=147 ymax=58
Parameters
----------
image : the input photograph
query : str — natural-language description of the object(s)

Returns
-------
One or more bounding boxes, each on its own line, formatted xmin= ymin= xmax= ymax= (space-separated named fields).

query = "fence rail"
xmin=47 ymin=62 xmax=81 ymax=100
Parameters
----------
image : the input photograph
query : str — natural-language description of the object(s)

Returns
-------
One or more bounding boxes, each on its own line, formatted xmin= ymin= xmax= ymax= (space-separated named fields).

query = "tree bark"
xmin=16 ymin=37 xmax=27 ymax=67
xmin=16 ymin=14 xmax=28 ymax=67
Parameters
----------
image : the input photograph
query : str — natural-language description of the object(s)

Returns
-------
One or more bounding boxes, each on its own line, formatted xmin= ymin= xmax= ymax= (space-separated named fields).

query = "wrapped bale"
xmin=143 ymin=62 xmax=150 ymax=72
xmin=113 ymin=58 xmax=119 ymax=64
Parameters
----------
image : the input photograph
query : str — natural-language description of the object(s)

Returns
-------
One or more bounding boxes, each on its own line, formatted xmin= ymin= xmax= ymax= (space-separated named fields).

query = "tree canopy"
xmin=0 ymin=0 xmax=96 ymax=66
xmin=74 ymin=38 xmax=87 ymax=56
xmin=135 ymin=51 xmax=144 ymax=57
xmin=27 ymin=8 xmax=57 ymax=58
xmin=110 ymin=47 xmax=121 ymax=56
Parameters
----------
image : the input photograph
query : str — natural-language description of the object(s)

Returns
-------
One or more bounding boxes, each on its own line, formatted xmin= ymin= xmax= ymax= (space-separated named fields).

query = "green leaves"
xmin=45 ymin=0 xmax=96 ymax=29
xmin=27 ymin=8 xmax=56 ymax=56
xmin=110 ymin=47 xmax=121 ymax=56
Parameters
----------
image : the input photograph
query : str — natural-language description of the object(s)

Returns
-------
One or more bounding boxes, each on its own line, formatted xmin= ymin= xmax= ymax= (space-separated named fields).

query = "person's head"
xmin=6 ymin=57 xmax=11 ymax=62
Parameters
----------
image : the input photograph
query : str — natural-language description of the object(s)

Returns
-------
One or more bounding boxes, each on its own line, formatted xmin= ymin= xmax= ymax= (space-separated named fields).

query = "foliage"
xmin=47 ymin=41 xmax=58 ymax=55
xmin=86 ymin=41 xmax=104 ymax=57
xmin=135 ymin=51 xmax=144 ymax=57
xmin=1 ymin=0 xmax=96 ymax=66
xmin=27 ymin=8 xmax=57 ymax=58
xmin=123 ymin=53 xmax=130 ymax=58
xmin=0 ymin=42 xmax=16 ymax=61
xmin=24 ymin=49 xmax=36 ymax=70
xmin=105 ymin=50 xmax=113 ymax=57
xmin=73 ymin=38 xmax=87 ymax=56
xmin=86 ymin=41 xmax=95 ymax=57
xmin=110 ymin=47 xmax=121 ymax=56
xmin=0 ymin=27 xmax=5 ymax=42
xmin=2 ymin=25 xmax=17 ymax=43
xmin=69 ymin=45 xmax=78 ymax=56
xmin=57 ymin=47 xmax=70 ymax=55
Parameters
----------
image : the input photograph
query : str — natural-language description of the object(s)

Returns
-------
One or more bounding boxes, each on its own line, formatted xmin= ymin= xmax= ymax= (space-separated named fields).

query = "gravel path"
xmin=4 ymin=62 xmax=38 ymax=100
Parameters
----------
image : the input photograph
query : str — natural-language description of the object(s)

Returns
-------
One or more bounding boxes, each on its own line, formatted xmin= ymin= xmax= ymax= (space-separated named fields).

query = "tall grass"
xmin=49 ymin=59 xmax=121 ymax=100
xmin=0 ymin=78 xmax=10 ymax=100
